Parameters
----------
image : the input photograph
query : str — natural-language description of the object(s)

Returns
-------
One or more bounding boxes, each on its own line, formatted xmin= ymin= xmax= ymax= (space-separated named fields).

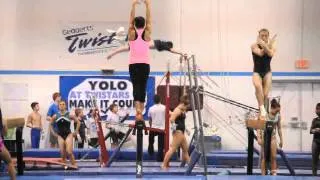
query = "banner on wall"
xmin=59 ymin=76 xmax=155 ymax=120
xmin=60 ymin=22 xmax=127 ymax=56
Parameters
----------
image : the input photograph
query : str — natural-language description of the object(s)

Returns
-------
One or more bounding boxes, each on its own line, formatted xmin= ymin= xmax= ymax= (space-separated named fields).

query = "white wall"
xmin=8 ymin=0 xmax=181 ymax=71
xmin=0 ymin=0 xmax=17 ymax=68
xmin=0 ymin=0 xmax=320 ymax=151
xmin=1 ymin=0 xmax=319 ymax=71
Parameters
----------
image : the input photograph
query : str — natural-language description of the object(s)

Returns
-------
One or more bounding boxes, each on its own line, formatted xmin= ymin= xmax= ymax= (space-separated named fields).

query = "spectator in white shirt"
xmin=148 ymin=94 xmax=165 ymax=161
xmin=86 ymin=109 xmax=99 ymax=147
xmin=106 ymin=104 xmax=129 ymax=148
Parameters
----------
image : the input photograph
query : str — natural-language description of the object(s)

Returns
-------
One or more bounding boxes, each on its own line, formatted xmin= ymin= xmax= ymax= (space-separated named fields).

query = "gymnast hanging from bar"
xmin=106 ymin=0 xmax=152 ymax=122
xmin=106 ymin=0 xmax=187 ymax=122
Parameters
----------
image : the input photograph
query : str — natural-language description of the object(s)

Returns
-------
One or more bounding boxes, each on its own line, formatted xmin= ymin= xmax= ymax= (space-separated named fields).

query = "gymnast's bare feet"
xmin=161 ymin=163 xmax=168 ymax=170
xmin=135 ymin=111 xmax=143 ymax=121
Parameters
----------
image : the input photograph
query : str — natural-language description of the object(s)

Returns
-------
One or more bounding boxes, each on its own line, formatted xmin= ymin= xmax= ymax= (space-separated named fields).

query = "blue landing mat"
xmin=3 ymin=165 xmax=313 ymax=176
xmin=23 ymin=149 xmax=315 ymax=169
xmin=0 ymin=175 xmax=319 ymax=180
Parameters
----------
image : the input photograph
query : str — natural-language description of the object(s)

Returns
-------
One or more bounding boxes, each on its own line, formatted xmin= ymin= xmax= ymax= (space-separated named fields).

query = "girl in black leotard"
xmin=74 ymin=108 xmax=87 ymax=149
xmin=252 ymin=47 xmax=272 ymax=79
xmin=310 ymin=103 xmax=320 ymax=176
xmin=50 ymin=100 xmax=80 ymax=168
xmin=251 ymin=28 xmax=277 ymax=120
xmin=257 ymin=99 xmax=283 ymax=175
xmin=161 ymin=95 xmax=190 ymax=169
